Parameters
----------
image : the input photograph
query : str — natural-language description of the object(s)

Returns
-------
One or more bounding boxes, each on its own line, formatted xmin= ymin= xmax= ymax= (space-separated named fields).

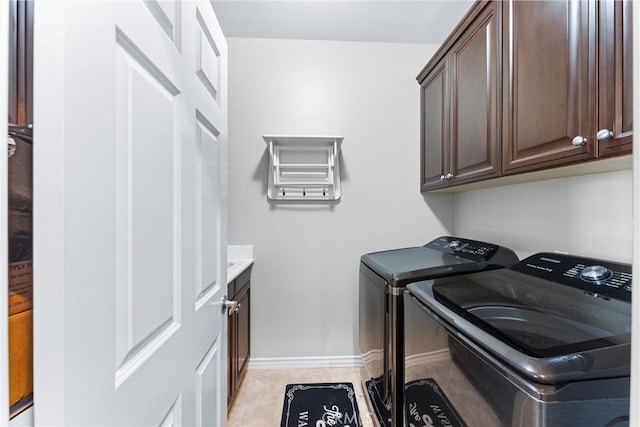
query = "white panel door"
xmin=32 ymin=1 xmax=228 ymax=425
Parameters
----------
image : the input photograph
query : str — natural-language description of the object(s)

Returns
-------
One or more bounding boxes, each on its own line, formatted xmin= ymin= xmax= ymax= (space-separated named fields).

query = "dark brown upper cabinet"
xmin=418 ymin=0 xmax=632 ymax=192
xmin=420 ymin=59 xmax=449 ymax=191
xmin=451 ymin=2 xmax=501 ymax=183
xmin=598 ymin=0 xmax=633 ymax=157
xmin=419 ymin=1 xmax=499 ymax=191
xmin=502 ymin=0 xmax=596 ymax=174
xmin=8 ymin=0 xmax=34 ymax=127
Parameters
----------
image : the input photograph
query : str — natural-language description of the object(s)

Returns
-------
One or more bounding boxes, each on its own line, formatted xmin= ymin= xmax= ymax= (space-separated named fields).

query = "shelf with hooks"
xmin=263 ymin=135 xmax=343 ymax=201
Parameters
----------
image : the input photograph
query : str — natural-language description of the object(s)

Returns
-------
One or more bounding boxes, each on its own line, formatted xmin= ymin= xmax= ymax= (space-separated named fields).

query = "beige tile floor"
xmin=227 ymin=367 xmax=376 ymax=427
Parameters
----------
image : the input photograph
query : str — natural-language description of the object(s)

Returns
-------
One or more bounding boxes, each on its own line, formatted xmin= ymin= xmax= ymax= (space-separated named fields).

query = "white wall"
xmin=454 ymin=169 xmax=633 ymax=263
xmin=227 ymin=38 xmax=454 ymax=359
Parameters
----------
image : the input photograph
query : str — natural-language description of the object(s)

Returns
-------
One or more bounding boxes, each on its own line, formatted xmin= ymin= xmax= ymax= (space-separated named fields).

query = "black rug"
xmin=280 ymin=382 xmax=363 ymax=427
xmin=365 ymin=377 xmax=466 ymax=427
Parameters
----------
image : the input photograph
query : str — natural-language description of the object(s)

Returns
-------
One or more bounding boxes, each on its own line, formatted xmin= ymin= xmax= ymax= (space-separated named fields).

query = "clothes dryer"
xmin=359 ymin=236 xmax=518 ymax=427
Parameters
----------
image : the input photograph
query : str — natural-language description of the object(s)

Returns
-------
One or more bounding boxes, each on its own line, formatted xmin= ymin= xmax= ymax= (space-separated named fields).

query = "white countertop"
xmin=228 ymin=245 xmax=254 ymax=284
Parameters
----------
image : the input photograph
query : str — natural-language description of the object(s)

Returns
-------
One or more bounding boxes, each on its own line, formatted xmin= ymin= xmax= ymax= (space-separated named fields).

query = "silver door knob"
xmin=222 ymin=297 xmax=239 ymax=316
xmin=445 ymin=173 xmax=454 ymax=180
xmin=440 ymin=174 xmax=446 ymax=181
xmin=596 ymin=129 xmax=614 ymax=141
xmin=571 ymin=136 xmax=587 ymax=147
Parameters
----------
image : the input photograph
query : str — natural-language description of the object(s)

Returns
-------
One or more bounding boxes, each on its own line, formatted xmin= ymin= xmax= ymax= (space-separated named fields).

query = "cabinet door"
xmin=227 ymin=283 xmax=236 ymax=407
xmin=598 ymin=0 xmax=633 ymax=157
xmin=450 ymin=1 xmax=500 ymax=184
xmin=235 ymin=287 xmax=250 ymax=384
xmin=420 ymin=58 xmax=449 ymax=191
xmin=503 ymin=0 xmax=596 ymax=174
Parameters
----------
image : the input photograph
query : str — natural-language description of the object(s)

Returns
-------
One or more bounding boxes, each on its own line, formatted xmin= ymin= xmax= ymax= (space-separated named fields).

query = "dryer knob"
xmin=580 ymin=265 xmax=613 ymax=284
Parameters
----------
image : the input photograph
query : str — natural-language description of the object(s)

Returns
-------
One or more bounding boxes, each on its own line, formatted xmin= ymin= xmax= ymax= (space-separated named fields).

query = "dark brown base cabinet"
xmin=418 ymin=0 xmax=632 ymax=192
xmin=228 ymin=267 xmax=251 ymax=408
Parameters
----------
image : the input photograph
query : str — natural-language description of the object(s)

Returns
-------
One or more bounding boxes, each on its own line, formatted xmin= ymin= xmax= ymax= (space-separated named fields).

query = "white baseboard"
xmin=248 ymin=355 xmax=364 ymax=369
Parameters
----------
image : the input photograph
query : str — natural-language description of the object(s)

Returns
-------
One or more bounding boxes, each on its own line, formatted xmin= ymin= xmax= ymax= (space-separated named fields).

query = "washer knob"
xmin=580 ymin=265 xmax=612 ymax=283
xmin=449 ymin=240 xmax=461 ymax=249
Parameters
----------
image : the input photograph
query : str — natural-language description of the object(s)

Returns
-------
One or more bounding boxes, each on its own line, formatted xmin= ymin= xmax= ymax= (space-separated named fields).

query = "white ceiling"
xmin=211 ymin=1 xmax=474 ymax=44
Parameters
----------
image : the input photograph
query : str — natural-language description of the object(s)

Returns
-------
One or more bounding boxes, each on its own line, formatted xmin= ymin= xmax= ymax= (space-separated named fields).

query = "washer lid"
xmin=432 ymin=269 xmax=631 ymax=359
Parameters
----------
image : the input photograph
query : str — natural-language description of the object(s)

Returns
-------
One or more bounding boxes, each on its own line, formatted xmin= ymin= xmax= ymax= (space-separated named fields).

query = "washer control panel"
xmin=511 ymin=253 xmax=632 ymax=302
xmin=426 ymin=236 xmax=498 ymax=261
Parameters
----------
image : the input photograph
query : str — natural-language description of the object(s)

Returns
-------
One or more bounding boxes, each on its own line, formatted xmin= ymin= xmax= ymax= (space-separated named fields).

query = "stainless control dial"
xmin=580 ymin=265 xmax=613 ymax=284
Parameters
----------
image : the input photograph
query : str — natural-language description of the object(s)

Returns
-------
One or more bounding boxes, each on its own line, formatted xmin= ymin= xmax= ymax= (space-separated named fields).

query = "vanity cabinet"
xmin=227 ymin=266 xmax=251 ymax=408
xmin=419 ymin=1 xmax=500 ymax=191
xmin=418 ymin=0 xmax=633 ymax=191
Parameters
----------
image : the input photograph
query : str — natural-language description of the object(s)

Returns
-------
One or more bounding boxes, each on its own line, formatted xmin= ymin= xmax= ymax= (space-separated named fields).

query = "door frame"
xmin=1 ymin=0 xmax=10 ymax=421
xmin=30 ymin=2 xmax=66 ymax=424
xmin=630 ymin=1 xmax=640 ymax=424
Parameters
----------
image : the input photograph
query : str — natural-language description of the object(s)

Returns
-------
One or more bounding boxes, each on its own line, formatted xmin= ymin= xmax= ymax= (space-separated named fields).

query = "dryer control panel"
xmin=425 ymin=236 xmax=499 ymax=261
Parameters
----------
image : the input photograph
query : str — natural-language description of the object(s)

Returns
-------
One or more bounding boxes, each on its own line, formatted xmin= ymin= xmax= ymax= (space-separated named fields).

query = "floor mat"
xmin=280 ymin=382 xmax=363 ymax=427
xmin=365 ymin=377 xmax=466 ymax=427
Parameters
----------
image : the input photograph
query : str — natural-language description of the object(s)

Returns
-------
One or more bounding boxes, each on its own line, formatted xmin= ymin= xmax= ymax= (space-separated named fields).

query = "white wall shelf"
xmin=263 ymin=135 xmax=343 ymax=201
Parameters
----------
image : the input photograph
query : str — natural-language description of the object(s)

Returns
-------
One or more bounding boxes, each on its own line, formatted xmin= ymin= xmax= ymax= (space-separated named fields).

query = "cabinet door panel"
xmin=451 ymin=2 xmax=500 ymax=184
xmin=503 ymin=0 xmax=596 ymax=173
xmin=420 ymin=59 xmax=449 ymax=191
xmin=598 ymin=0 xmax=633 ymax=157
xmin=227 ymin=295 xmax=236 ymax=407
xmin=236 ymin=288 xmax=250 ymax=382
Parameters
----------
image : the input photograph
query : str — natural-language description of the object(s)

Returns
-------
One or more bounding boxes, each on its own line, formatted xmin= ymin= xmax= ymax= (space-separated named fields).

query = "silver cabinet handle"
xmin=439 ymin=174 xmax=446 ymax=181
xmin=233 ymin=303 xmax=243 ymax=314
xmin=596 ymin=129 xmax=614 ymax=141
xmin=222 ymin=297 xmax=239 ymax=316
xmin=445 ymin=173 xmax=454 ymax=180
xmin=571 ymin=136 xmax=587 ymax=147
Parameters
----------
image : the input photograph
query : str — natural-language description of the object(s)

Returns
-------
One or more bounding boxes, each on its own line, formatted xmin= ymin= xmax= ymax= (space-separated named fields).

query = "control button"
xmin=580 ymin=265 xmax=613 ymax=284
xmin=448 ymin=240 xmax=461 ymax=249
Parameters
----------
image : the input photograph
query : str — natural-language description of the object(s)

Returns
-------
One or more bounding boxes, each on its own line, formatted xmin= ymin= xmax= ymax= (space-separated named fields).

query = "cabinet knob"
xmin=445 ymin=173 xmax=454 ymax=180
xmin=571 ymin=136 xmax=587 ymax=147
xmin=440 ymin=175 xmax=446 ymax=181
xmin=596 ymin=129 xmax=614 ymax=141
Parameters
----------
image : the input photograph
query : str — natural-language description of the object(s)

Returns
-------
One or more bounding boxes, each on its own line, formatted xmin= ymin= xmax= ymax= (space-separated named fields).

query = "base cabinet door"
xmin=598 ymin=0 xmax=633 ymax=157
xmin=502 ymin=0 xmax=597 ymax=174
xmin=227 ymin=282 xmax=236 ymax=408
xmin=235 ymin=286 xmax=250 ymax=386
xmin=227 ymin=268 xmax=251 ymax=408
